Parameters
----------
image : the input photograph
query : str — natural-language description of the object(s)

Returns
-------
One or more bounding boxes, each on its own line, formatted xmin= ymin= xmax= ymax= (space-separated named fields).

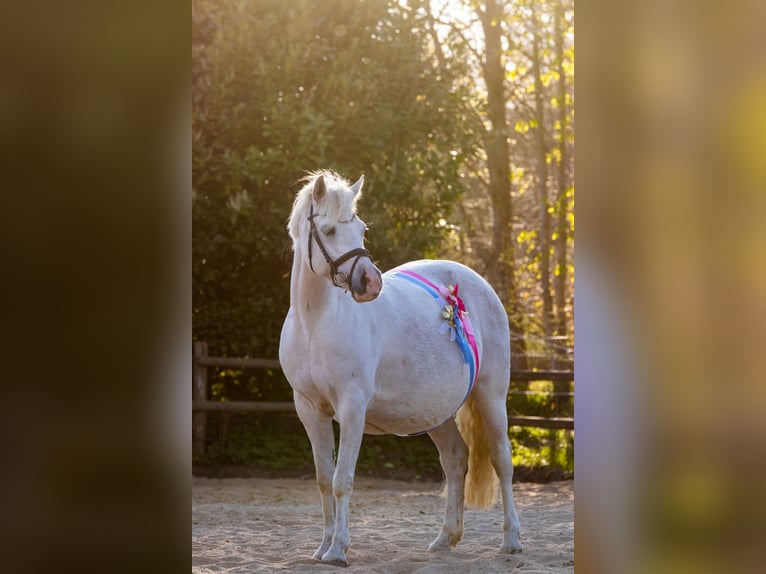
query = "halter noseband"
xmin=308 ymin=202 xmax=372 ymax=291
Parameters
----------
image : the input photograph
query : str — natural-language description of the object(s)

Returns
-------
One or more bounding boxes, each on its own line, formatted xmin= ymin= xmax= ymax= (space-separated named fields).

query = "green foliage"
xmin=193 ymin=0 xmax=479 ymax=375
xmin=511 ymin=427 xmax=574 ymax=473
xmin=202 ymin=413 xmax=314 ymax=469
xmin=507 ymin=379 xmax=573 ymax=474
xmin=209 ymin=368 xmax=292 ymax=402
xmin=508 ymin=380 xmax=573 ymax=419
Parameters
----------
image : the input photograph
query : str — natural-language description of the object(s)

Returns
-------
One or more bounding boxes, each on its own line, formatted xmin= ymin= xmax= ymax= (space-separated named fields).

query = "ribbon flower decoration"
xmin=438 ymin=284 xmax=468 ymax=341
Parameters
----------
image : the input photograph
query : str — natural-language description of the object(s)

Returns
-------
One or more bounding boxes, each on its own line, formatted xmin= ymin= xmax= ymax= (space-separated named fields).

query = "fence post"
xmin=193 ymin=340 xmax=209 ymax=457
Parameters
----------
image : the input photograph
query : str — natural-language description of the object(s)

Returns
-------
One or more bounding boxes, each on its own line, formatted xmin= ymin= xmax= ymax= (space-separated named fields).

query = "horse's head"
xmin=290 ymin=171 xmax=382 ymax=303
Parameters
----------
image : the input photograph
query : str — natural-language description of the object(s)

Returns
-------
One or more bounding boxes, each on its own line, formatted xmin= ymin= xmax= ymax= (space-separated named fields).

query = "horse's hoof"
xmin=500 ymin=540 xmax=523 ymax=554
xmin=321 ymin=546 xmax=348 ymax=567
xmin=321 ymin=555 xmax=348 ymax=567
xmin=428 ymin=541 xmax=451 ymax=552
xmin=322 ymin=558 xmax=348 ymax=567
xmin=428 ymin=531 xmax=457 ymax=552
xmin=312 ymin=540 xmax=332 ymax=560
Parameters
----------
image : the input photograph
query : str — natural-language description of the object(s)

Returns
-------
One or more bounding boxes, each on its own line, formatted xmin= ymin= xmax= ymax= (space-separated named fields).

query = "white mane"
xmin=287 ymin=170 xmax=361 ymax=247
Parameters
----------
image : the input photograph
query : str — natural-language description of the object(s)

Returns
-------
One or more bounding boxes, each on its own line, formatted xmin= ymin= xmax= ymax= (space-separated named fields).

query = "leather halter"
xmin=307 ymin=202 xmax=372 ymax=291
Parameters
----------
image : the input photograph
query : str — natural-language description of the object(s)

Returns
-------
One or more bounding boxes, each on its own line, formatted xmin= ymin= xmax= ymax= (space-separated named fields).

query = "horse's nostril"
xmin=358 ymin=270 xmax=368 ymax=294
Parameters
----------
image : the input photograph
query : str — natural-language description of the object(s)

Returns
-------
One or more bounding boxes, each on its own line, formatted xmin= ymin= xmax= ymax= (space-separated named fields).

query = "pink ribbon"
xmin=440 ymin=285 xmax=480 ymax=379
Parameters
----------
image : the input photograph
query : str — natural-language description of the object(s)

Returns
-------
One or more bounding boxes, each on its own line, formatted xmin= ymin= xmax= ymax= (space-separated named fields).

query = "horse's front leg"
xmin=294 ymin=393 xmax=336 ymax=560
xmin=320 ymin=394 xmax=366 ymax=566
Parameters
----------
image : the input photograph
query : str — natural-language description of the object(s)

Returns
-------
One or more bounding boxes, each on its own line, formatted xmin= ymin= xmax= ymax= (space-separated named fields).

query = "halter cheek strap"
xmin=308 ymin=203 xmax=372 ymax=290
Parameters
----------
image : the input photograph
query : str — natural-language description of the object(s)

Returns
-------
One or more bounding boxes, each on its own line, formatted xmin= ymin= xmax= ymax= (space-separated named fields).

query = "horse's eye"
xmin=324 ymin=227 xmax=336 ymax=237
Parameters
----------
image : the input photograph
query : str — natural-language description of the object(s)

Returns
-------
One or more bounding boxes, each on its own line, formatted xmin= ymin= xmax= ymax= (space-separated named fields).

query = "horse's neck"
xmin=289 ymin=248 xmax=346 ymax=325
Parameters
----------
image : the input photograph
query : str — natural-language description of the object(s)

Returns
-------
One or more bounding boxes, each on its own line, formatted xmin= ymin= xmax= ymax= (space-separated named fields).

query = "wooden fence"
xmin=192 ymin=341 xmax=574 ymax=456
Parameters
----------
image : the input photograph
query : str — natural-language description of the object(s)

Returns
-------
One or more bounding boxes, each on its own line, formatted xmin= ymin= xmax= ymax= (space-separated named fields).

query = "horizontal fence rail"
xmin=194 ymin=356 xmax=282 ymax=369
xmin=507 ymin=416 xmax=574 ymax=430
xmin=192 ymin=341 xmax=574 ymax=456
xmin=192 ymin=401 xmax=296 ymax=413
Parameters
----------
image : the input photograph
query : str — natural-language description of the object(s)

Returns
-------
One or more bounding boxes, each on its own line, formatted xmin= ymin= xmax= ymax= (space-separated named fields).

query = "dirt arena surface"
xmin=193 ymin=476 xmax=573 ymax=573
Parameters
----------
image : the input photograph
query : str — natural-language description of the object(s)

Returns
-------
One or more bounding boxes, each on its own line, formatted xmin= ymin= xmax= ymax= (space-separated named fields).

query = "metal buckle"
xmin=333 ymin=271 xmax=349 ymax=287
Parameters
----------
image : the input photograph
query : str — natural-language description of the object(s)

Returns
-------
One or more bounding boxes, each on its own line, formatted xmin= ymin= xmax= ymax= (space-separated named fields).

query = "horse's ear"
xmin=312 ymin=175 xmax=327 ymax=202
xmin=350 ymin=175 xmax=364 ymax=197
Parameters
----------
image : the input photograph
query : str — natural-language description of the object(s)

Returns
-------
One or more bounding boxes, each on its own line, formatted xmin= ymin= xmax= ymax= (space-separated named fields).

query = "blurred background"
xmin=577 ymin=1 xmax=766 ymax=573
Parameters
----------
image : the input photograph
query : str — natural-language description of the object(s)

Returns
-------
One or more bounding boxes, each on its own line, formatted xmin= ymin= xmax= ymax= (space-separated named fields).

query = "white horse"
xmin=279 ymin=170 xmax=522 ymax=566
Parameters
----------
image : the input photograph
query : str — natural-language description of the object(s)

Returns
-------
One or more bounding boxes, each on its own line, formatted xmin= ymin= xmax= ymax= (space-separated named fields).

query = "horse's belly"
xmin=365 ymin=368 xmax=472 ymax=436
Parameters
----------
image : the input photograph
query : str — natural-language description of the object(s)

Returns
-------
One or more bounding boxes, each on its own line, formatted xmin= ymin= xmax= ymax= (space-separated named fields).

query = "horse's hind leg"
xmin=428 ymin=417 xmax=468 ymax=551
xmin=294 ymin=393 xmax=336 ymax=560
xmin=473 ymin=383 xmax=523 ymax=553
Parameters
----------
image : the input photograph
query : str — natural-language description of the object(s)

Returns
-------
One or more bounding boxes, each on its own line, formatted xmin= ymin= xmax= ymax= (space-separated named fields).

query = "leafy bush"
xmin=193 ymin=0 xmax=479 ymax=369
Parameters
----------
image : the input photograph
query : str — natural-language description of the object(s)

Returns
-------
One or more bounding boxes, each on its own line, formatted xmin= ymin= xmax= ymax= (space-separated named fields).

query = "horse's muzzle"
xmin=351 ymin=261 xmax=382 ymax=303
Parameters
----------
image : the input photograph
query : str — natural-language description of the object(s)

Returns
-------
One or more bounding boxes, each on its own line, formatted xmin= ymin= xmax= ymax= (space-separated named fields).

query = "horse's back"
xmin=388 ymin=259 xmax=498 ymax=299
xmin=386 ymin=259 xmax=510 ymax=345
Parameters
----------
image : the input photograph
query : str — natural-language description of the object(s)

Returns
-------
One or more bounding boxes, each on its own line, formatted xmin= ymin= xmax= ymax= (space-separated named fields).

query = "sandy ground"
xmin=193 ymin=476 xmax=573 ymax=573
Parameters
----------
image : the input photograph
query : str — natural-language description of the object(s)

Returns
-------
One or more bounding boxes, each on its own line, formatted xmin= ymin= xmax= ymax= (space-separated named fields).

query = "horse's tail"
xmin=456 ymin=394 xmax=498 ymax=509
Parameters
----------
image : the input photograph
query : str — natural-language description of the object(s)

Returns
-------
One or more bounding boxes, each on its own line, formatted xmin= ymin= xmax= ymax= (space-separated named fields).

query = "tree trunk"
xmin=479 ymin=0 xmax=527 ymax=370
xmin=553 ymin=2 xmax=571 ymax=344
xmin=531 ymin=6 xmax=554 ymax=361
